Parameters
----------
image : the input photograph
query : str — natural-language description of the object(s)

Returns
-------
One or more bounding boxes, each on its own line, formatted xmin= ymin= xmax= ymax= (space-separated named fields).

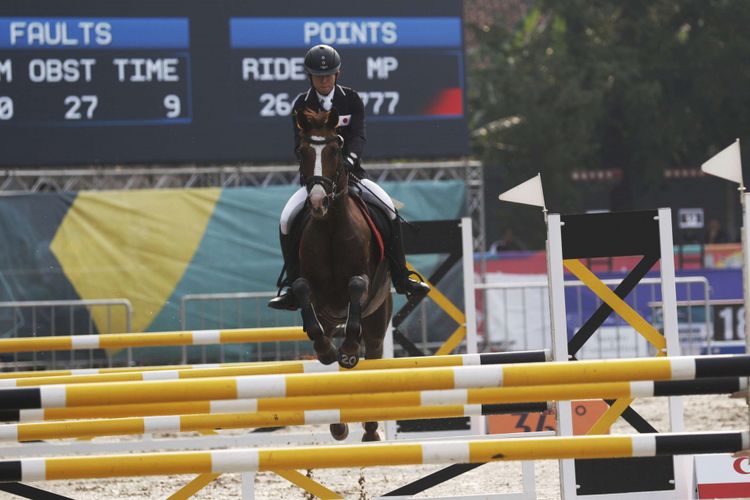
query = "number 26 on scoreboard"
xmin=259 ymin=91 xmax=399 ymax=117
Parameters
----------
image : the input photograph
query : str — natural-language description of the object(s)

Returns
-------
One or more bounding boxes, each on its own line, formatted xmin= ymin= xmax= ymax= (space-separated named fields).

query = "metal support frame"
xmin=384 ymin=218 xmax=481 ymax=440
xmin=0 ymin=298 xmax=133 ymax=369
xmin=547 ymin=208 xmax=689 ymax=500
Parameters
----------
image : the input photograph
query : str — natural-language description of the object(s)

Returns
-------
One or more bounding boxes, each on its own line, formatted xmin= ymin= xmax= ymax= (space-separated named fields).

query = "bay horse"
xmin=291 ymin=108 xmax=392 ymax=441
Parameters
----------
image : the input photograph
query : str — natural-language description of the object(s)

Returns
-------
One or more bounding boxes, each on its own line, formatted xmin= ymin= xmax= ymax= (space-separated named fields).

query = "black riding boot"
xmin=387 ymin=216 xmax=430 ymax=299
xmin=268 ymin=231 xmax=300 ymax=310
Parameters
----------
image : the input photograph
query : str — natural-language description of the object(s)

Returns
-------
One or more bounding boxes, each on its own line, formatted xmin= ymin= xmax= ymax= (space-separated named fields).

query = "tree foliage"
xmin=467 ymin=0 xmax=750 ymax=247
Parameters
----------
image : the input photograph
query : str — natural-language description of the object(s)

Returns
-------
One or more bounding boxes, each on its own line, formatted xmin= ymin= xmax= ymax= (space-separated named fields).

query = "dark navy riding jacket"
xmin=291 ymin=84 xmax=367 ymax=179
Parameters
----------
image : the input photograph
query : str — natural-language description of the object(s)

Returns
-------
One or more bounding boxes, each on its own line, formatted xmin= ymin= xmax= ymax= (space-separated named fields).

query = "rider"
xmin=268 ymin=44 xmax=431 ymax=310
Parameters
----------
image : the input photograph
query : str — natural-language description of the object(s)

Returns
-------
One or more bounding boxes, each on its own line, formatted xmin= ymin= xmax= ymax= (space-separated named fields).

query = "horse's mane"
xmin=302 ymin=108 xmax=332 ymax=130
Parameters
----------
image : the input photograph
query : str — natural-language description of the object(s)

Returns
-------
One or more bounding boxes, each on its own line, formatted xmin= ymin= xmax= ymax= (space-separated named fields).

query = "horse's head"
xmin=295 ymin=108 xmax=345 ymax=218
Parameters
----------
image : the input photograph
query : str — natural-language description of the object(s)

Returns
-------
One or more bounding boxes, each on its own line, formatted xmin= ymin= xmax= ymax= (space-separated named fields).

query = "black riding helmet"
xmin=304 ymin=45 xmax=341 ymax=76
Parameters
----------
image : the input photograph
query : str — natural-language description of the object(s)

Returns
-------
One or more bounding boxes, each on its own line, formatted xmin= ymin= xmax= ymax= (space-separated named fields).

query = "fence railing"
xmin=476 ymin=277 xmax=711 ymax=358
xmin=0 ymin=299 xmax=133 ymax=370
xmin=179 ymin=291 xmax=448 ymax=360
xmin=0 ymin=275 xmax=714 ymax=371
xmin=179 ymin=291 xmax=311 ymax=363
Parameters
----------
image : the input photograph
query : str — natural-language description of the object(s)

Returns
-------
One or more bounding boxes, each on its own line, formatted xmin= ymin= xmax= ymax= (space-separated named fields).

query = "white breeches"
xmin=279 ymin=179 xmax=397 ymax=235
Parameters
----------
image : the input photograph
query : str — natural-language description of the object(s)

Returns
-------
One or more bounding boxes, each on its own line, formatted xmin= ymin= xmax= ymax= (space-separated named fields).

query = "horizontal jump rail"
xmin=0 ymin=327 xmax=308 ymax=353
xmin=0 ymin=351 xmax=550 ymax=388
xmin=0 ymin=354 xmax=747 ymax=411
xmin=1 ymin=377 xmax=743 ymax=423
xmin=0 ymin=403 xmax=550 ymax=442
xmin=0 ymin=349 xmax=549 ymax=380
xmin=0 ymin=431 xmax=747 ymax=482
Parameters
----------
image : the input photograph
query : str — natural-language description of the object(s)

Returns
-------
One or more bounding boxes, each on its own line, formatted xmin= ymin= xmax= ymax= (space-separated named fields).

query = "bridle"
xmin=300 ymin=134 xmax=347 ymax=202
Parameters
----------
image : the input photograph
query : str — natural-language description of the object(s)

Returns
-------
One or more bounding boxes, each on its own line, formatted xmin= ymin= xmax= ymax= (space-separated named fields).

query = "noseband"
xmin=301 ymin=134 xmax=347 ymax=201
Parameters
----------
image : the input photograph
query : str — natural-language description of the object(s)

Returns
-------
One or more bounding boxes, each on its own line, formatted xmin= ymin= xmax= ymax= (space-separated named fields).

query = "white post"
xmin=461 ymin=217 xmax=478 ymax=354
xmin=743 ymin=192 xmax=750 ymax=432
xmin=240 ymin=472 xmax=256 ymax=499
xmin=743 ymin=193 xmax=750 ymax=353
xmin=461 ymin=217 xmax=484 ymax=435
xmin=546 ymin=214 xmax=575 ymax=499
xmin=383 ymin=320 xmax=398 ymax=440
xmin=658 ymin=208 xmax=691 ymax=499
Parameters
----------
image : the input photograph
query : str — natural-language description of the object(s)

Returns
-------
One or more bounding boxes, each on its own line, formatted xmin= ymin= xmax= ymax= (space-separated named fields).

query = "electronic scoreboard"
xmin=0 ymin=1 xmax=467 ymax=166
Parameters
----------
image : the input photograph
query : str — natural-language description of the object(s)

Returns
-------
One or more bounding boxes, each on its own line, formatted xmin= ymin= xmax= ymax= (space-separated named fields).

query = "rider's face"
xmin=311 ymin=73 xmax=337 ymax=95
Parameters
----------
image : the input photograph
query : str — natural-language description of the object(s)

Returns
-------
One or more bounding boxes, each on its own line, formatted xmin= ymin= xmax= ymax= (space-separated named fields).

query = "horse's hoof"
xmin=362 ymin=431 xmax=381 ymax=442
xmin=330 ymin=423 xmax=349 ymax=441
xmin=315 ymin=340 xmax=337 ymax=365
xmin=338 ymin=350 xmax=359 ymax=369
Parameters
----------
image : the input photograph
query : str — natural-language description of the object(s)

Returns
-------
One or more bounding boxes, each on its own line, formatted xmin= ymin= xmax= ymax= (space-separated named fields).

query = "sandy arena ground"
xmin=0 ymin=393 xmax=746 ymax=499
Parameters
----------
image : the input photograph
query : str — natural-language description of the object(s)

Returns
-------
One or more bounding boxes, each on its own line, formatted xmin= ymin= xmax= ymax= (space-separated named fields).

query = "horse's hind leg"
xmin=360 ymin=299 xmax=391 ymax=442
xmin=362 ymin=421 xmax=381 ymax=442
xmin=292 ymin=278 xmax=336 ymax=365
xmin=338 ymin=275 xmax=368 ymax=369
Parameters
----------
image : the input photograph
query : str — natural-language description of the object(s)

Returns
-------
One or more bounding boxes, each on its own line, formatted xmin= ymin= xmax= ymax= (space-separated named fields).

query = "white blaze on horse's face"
xmin=308 ymin=136 xmax=328 ymax=217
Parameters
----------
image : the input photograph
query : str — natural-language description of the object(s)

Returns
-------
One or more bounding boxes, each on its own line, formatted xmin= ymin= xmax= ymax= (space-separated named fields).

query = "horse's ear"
xmin=295 ymin=110 xmax=308 ymax=130
xmin=326 ymin=109 xmax=339 ymax=130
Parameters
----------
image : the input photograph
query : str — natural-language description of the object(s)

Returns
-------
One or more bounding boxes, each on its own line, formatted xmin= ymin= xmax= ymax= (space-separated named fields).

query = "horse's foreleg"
xmin=292 ymin=278 xmax=336 ymax=365
xmin=338 ymin=275 xmax=368 ymax=369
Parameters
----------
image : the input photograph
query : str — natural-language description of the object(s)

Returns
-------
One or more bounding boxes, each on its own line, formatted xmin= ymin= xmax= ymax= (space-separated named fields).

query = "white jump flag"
xmin=498 ymin=173 xmax=546 ymax=209
xmin=701 ymin=138 xmax=743 ymax=186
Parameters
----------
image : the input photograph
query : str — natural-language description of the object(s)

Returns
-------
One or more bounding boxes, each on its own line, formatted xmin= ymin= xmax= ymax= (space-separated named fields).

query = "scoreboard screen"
xmin=0 ymin=0 xmax=467 ymax=167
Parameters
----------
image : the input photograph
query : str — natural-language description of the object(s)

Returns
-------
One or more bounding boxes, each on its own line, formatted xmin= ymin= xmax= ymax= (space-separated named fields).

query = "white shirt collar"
xmin=316 ymin=88 xmax=335 ymax=111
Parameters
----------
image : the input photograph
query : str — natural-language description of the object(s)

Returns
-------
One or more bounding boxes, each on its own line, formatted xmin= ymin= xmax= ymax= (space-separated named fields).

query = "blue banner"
xmin=230 ymin=17 xmax=461 ymax=48
xmin=0 ymin=18 xmax=189 ymax=49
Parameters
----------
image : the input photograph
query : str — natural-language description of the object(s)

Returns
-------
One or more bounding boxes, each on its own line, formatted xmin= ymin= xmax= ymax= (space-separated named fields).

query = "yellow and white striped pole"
xmin=0 ymin=350 xmax=549 ymax=381
xmin=0 ymin=404 xmax=500 ymax=441
xmin=0 ymin=352 xmax=546 ymax=388
xmin=1 ymin=431 xmax=746 ymax=482
xmin=0 ymin=327 xmax=308 ymax=353
xmin=1 ymin=354 xmax=747 ymax=410
xmin=2 ymin=378 xmax=743 ymax=439
xmin=10 ymin=377 xmax=743 ymax=423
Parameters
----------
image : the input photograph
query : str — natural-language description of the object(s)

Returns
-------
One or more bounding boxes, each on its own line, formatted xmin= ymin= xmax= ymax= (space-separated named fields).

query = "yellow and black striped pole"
xmin=0 ymin=378 xmax=743 ymax=440
xmin=0 ymin=354 xmax=747 ymax=411
xmin=5 ymin=377 xmax=743 ymax=423
xmin=0 ymin=431 xmax=746 ymax=482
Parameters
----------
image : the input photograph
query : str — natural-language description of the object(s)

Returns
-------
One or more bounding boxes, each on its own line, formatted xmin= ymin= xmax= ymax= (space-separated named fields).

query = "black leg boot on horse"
xmin=387 ymin=216 xmax=431 ymax=299
xmin=291 ymin=277 xmax=338 ymax=365
xmin=338 ymin=275 xmax=369 ymax=369
xmin=268 ymin=231 xmax=301 ymax=311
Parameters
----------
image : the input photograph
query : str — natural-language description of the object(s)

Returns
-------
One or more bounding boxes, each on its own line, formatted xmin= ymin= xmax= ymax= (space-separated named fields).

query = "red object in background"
xmin=425 ymin=88 xmax=463 ymax=116
xmin=695 ymin=454 xmax=750 ymax=498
